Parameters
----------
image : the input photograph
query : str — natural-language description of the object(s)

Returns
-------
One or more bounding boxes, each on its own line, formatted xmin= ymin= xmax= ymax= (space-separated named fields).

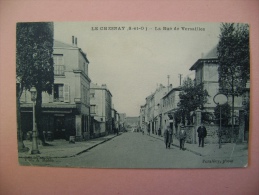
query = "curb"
xmin=18 ymin=134 xmax=121 ymax=159
xmin=74 ymin=135 xmax=117 ymax=156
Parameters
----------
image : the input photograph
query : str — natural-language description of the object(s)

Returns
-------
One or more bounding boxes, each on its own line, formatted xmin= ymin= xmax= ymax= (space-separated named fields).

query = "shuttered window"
xmin=63 ymin=83 xmax=70 ymax=103
xmin=54 ymin=84 xmax=64 ymax=102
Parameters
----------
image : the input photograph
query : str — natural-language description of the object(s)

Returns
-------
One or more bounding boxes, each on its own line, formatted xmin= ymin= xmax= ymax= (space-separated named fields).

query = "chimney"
xmin=75 ymin=37 xmax=77 ymax=46
xmin=72 ymin=36 xmax=74 ymax=45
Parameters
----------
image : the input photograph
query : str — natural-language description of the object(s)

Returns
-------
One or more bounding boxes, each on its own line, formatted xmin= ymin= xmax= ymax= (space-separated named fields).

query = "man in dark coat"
xmin=179 ymin=125 xmax=187 ymax=150
xmin=197 ymin=123 xmax=207 ymax=147
xmin=164 ymin=125 xmax=173 ymax=149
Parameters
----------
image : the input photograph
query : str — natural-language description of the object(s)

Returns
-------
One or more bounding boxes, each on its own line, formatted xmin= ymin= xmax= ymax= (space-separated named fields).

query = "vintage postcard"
xmin=17 ymin=21 xmax=250 ymax=168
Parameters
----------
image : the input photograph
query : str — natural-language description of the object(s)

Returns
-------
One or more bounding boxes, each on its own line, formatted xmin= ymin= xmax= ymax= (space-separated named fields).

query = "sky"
xmin=54 ymin=21 xmax=221 ymax=117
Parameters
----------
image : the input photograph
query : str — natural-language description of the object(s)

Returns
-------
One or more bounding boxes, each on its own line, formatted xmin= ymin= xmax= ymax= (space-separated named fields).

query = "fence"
xmin=177 ymin=124 xmax=240 ymax=144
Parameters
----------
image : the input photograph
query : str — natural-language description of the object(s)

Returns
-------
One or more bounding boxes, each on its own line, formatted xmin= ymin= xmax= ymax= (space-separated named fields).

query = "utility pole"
xmin=167 ymin=75 xmax=170 ymax=92
xmin=178 ymin=74 xmax=183 ymax=86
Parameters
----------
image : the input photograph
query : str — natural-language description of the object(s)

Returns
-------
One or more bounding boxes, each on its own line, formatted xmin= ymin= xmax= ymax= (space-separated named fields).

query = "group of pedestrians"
xmin=163 ymin=123 xmax=207 ymax=150
xmin=163 ymin=125 xmax=187 ymax=150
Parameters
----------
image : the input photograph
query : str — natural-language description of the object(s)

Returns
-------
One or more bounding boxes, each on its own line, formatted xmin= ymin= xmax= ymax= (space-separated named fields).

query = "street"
xmin=19 ymin=132 xmax=248 ymax=168
xmin=19 ymin=132 xmax=202 ymax=168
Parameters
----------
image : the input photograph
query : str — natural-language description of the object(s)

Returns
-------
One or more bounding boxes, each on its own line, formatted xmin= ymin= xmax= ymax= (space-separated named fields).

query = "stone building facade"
xmin=20 ymin=38 xmax=91 ymax=141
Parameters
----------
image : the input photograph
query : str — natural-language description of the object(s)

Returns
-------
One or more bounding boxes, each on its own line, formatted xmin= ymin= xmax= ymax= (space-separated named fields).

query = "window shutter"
xmin=63 ymin=84 xmax=70 ymax=103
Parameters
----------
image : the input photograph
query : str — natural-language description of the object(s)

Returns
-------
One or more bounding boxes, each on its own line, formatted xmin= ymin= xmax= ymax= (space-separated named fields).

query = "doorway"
xmin=54 ymin=116 xmax=66 ymax=139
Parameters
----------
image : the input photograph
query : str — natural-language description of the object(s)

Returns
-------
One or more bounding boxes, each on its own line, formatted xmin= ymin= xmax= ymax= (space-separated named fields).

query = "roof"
xmin=90 ymin=83 xmax=102 ymax=89
xmin=90 ymin=83 xmax=113 ymax=97
xmin=146 ymin=93 xmax=154 ymax=100
xmin=54 ymin=40 xmax=76 ymax=48
xmin=189 ymin=46 xmax=218 ymax=71
xmin=204 ymin=46 xmax=217 ymax=59
xmin=162 ymin=87 xmax=182 ymax=99
xmin=54 ymin=40 xmax=89 ymax=63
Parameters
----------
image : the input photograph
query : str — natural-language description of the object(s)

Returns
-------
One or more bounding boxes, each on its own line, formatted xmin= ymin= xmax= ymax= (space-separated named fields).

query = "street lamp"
xmin=30 ymin=86 xmax=40 ymax=154
xmin=213 ymin=93 xmax=228 ymax=149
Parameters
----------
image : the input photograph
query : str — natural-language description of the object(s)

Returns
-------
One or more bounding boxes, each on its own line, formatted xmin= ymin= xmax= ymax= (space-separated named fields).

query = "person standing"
xmin=164 ymin=125 xmax=173 ymax=149
xmin=197 ymin=123 xmax=207 ymax=147
xmin=115 ymin=121 xmax=119 ymax=136
xmin=179 ymin=125 xmax=187 ymax=150
xmin=158 ymin=128 xmax=161 ymax=136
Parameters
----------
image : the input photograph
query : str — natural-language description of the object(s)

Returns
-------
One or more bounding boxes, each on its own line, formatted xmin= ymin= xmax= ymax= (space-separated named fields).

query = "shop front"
xmin=20 ymin=104 xmax=85 ymax=141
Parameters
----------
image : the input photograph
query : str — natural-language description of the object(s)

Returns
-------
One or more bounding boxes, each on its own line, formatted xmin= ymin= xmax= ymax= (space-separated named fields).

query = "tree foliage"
xmin=217 ymin=23 xmax=249 ymax=141
xmin=16 ymin=22 xmax=54 ymax=93
xmin=214 ymin=103 xmax=231 ymax=126
xmin=177 ymin=77 xmax=209 ymax=125
xmin=16 ymin=22 xmax=54 ymax=144
xmin=217 ymin=23 xmax=250 ymax=95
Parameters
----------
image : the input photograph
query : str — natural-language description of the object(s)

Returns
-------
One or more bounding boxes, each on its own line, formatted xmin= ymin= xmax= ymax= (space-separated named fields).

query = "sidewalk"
xmin=18 ymin=133 xmax=120 ymax=159
xmin=18 ymin=132 xmax=248 ymax=160
xmin=149 ymin=133 xmax=248 ymax=158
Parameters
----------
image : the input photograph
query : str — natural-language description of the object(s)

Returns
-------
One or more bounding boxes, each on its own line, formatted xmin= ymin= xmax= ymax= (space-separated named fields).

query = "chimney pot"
xmin=72 ymin=36 xmax=74 ymax=45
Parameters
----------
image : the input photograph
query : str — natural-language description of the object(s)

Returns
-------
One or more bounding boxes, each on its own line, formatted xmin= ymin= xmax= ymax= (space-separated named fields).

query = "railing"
xmin=54 ymin=65 xmax=65 ymax=75
xmin=54 ymin=97 xmax=64 ymax=102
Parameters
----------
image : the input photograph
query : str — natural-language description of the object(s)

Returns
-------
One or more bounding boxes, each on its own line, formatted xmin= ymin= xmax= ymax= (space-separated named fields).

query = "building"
xmin=153 ymin=84 xmax=167 ymax=135
xmin=125 ymin=116 xmax=139 ymax=131
xmin=119 ymin=113 xmax=126 ymax=130
xmin=111 ymin=106 xmax=120 ymax=133
xmin=189 ymin=46 xmax=243 ymax=124
xmin=145 ymin=93 xmax=154 ymax=134
xmin=143 ymin=84 xmax=167 ymax=135
xmin=20 ymin=37 xmax=91 ymax=141
xmin=90 ymin=83 xmax=113 ymax=137
xmin=161 ymin=87 xmax=181 ymax=135
xmin=139 ymin=104 xmax=146 ymax=131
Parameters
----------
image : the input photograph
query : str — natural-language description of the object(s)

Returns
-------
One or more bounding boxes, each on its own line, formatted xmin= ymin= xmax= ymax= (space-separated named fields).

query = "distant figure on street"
xmin=158 ymin=128 xmax=161 ymax=136
xmin=164 ymin=125 xmax=173 ymax=149
xmin=179 ymin=125 xmax=187 ymax=150
xmin=115 ymin=122 xmax=119 ymax=136
xmin=147 ymin=126 xmax=150 ymax=136
xmin=197 ymin=123 xmax=207 ymax=147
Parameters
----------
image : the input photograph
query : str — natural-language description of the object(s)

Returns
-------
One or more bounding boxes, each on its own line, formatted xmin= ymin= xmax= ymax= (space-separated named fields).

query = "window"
xmin=53 ymin=54 xmax=65 ymax=75
xmin=90 ymin=89 xmax=95 ymax=98
xmin=53 ymin=54 xmax=64 ymax=65
xmin=54 ymin=84 xmax=64 ymax=102
xmin=90 ymin=105 xmax=96 ymax=114
xmin=54 ymin=65 xmax=65 ymax=75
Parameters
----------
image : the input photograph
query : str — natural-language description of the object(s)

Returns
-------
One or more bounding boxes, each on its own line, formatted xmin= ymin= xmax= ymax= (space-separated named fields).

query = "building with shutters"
xmin=90 ymin=83 xmax=113 ymax=137
xmin=161 ymin=87 xmax=181 ymax=135
xmin=189 ymin=46 xmax=243 ymax=123
xmin=20 ymin=38 xmax=91 ymax=141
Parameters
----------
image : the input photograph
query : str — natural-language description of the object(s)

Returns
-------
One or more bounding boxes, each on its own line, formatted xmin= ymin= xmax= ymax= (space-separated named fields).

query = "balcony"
xmin=54 ymin=65 xmax=65 ymax=76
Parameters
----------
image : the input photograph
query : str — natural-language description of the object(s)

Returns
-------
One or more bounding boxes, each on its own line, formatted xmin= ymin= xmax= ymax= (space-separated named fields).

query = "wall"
xmin=176 ymin=124 xmax=240 ymax=144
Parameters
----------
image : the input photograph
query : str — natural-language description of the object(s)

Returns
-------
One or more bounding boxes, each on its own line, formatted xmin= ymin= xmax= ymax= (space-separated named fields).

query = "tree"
xmin=16 ymin=22 xmax=54 ymax=146
xmin=214 ymin=103 xmax=231 ymax=126
xmin=177 ymin=77 xmax=209 ymax=125
xmin=217 ymin=23 xmax=250 ymax=141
